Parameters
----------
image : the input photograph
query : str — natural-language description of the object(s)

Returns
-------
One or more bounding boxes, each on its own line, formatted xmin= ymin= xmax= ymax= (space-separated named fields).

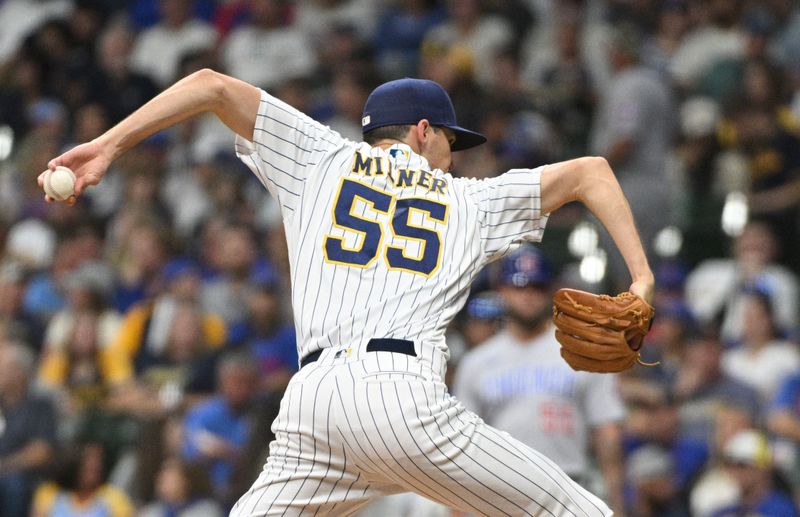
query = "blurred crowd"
xmin=1 ymin=0 xmax=800 ymax=516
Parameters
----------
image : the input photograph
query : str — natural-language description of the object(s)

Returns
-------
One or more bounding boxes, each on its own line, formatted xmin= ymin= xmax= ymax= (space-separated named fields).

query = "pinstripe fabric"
xmin=231 ymin=89 xmax=611 ymax=516
xmin=230 ymin=351 xmax=611 ymax=516
xmin=235 ymin=91 xmax=549 ymax=364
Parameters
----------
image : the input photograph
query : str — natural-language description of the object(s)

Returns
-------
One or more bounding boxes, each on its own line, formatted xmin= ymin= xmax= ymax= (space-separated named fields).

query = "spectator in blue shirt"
xmin=373 ymin=0 xmax=447 ymax=79
xmin=0 ymin=343 xmax=57 ymax=517
xmin=181 ymin=352 xmax=258 ymax=506
xmin=712 ymin=429 xmax=799 ymax=517
xmin=768 ymin=372 xmax=800 ymax=487
xmin=228 ymin=270 xmax=296 ymax=394
xmin=624 ymin=385 xmax=710 ymax=492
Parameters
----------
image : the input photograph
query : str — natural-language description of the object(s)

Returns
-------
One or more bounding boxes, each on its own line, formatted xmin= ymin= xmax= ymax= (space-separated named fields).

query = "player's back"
xmin=236 ymin=89 xmax=548 ymax=362
xmin=289 ymin=140 xmax=490 ymax=360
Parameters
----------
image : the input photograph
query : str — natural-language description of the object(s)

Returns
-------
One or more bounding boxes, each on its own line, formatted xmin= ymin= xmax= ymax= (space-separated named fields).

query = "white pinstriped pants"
xmin=230 ymin=348 xmax=612 ymax=517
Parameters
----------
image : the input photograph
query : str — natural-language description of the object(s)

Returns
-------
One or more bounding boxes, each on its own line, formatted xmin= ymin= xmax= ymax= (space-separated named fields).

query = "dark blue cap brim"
xmin=448 ymin=125 xmax=487 ymax=151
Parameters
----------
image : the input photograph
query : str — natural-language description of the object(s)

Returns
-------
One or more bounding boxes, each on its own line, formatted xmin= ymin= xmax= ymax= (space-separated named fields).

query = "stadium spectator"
xmin=181 ymin=352 xmax=258 ymax=506
xmin=625 ymin=444 xmax=688 ymax=517
xmin=727 ymin=103 xmax=800 ymax=269
xmin=674 ymin=329 xmax=761 ymax=445
xmin=2 ymin=134 xmax=63 ymax=223
xmin=0 ymin=262 xmax=41 ymax=348
xmin=15 ymin=221 xmax=65 ymax=324
xmin=416 ymin=35 xmax=484 ymax=143
xmin=422 ymin=0 xmax=513 ymax=89
xmin=96 ymin=23 xmax=160 ymax=125
xmin=221 ymin=0 xmax=316 ymax=91
xmin=111 ymin=299 xmax=222 ymax=419
xmin=318 ymin=67 xmax=377 ymax=141
xmin=200 ymin=223 xmax=260 ymax=326
xmin=37 ymin=308 xmax=131 ymax=419
xmin=0 ymin=0 xmax=71 ymax=66
xmin=721 ymin=288 xmax=800 ymax=403
xmin=228 ymin=271 xmax=295 ymax=394
xmin=42 ymin=260 xmax=119 ymax=354
xmin=712 ymin=429 xmax=799 ymax=517
xmin=640 ymin=1 xmax=690 ymax=77
xmin=294 ymin=0 xmax=380 ymax=43
xmin=372 ymin=0 xmax=447 ymax=79
xmin=455 ymin=247 xmax=627 ymax=515
xmin=623 ymin=385 xmax=709 ymax=493
xmin=0 ymin=343 xmax=57 ymax=517
xmin=636 ymin=300 xmax=696 ymax=384
xmin=685 ymin=221 xmax=799 ymax=344
xmin=139 ymin=457 xmax=223 ymax=517
xmin=768 ymin=372 xmax=800 ymax=487
xmin=590 ymin=25 xmax=676 ymax=289
xmin=531 ymin=13 xmax=595 ymax=159
xmin=129 ymin=0 xmax=216 ymax=87
xmin=689 ymin=403 xmax=756 ymax=517
xmin=31 ymin=442 xmax=133 ymax=517
xmin=459 ymin=290 xmax=504 ymax=350
xmin=110 ymin=219 xmax=170 ymax=313
xmin=668 ymin=0 xmax=747 ymax=91
xmin=109 ymin=257 xmax=225 ymax=380
xmin=162 ymin=151 xmax=256 ymax=239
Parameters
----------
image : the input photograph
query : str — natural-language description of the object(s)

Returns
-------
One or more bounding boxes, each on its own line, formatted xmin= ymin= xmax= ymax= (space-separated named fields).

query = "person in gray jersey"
xmin=40 ymin=68 xmax=653 ymax=516
xmin=455 ymin=246 xmax=627 ymax=516
xmin=590 ymin=26 xmax=675 ymax=289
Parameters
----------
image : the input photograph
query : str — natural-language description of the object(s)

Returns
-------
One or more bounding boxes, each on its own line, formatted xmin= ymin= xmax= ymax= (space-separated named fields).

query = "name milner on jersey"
xmin=350 ymin=150 xmax=448 ymax=195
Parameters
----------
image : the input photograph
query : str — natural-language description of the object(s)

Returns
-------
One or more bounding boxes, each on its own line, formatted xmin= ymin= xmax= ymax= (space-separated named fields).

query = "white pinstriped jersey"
xmin=235 ymin=89 xmax=548 ymax=363
xmin=230 ymin=88 xmax=613 ymax=517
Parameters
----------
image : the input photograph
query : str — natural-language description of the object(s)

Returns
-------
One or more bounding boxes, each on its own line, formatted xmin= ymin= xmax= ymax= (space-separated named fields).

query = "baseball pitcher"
xmin=40 ymin=70 xmax=654 ymax=516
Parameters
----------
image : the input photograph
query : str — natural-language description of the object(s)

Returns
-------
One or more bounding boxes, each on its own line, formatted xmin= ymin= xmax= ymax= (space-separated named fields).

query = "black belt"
xmin=300 ymin=338 xmax=416 ymax=368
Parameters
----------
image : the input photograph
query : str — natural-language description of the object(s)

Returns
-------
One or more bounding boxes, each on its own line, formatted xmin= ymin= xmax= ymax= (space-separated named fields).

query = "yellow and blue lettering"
xmin=395 ymin=168 xmax=416 ymax=188
xmin=323 ymin=178 xmax=392 ymax=268
xmin=385 ymin=197 xmax=449 ymax=277
xmin=417 ymin=170 xmax=432 ymax=190
xmin=351 ymin=152 xmax=373 ymax=176
xmin=374 ymin=157 xmax=387 ymax=176
xmin=430 ymin=178 xmax=448 ymax=195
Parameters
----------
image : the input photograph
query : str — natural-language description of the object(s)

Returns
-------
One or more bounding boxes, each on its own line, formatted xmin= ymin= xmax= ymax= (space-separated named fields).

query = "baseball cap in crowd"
xmin=63 ymin=261 xmax=115 ymax=298
xmin=626 ymin=445 xmax=674 ymax=480
xmin=723 ymin=429 xmax=772 ymax=469
xmin=466 ymin=291 xmax=505 ymax=320
xmin=161 ymin=258 xmax=201 ymax=283
xmin=499 ymin=246 xmax=552 ymax=288
xmin=248 ymin=266 xmax=281 ymax=293
xmin=361 ymin=78 xmax=487 ymax=151
xmin=657 ymin=299 xmax=697 ymax=330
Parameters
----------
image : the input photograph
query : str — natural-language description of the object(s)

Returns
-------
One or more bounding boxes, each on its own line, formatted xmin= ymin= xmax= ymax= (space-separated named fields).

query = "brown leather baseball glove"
xmin=552 ymin=288 xmax=655 ymax=373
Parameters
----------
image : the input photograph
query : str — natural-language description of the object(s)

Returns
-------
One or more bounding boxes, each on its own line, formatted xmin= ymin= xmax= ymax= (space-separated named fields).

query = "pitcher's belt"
xmin=300 ymin=338 xmax=416 ymax=368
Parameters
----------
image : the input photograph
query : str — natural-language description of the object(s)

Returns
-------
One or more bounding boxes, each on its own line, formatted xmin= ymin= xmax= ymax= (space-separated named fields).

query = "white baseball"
xmin=43 ymin=166 xmax=76 ymax=201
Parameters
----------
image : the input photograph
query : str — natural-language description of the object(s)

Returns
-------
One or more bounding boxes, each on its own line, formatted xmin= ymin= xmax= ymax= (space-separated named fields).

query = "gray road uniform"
xmin=454 ymin=327 xmax=626 ymax=480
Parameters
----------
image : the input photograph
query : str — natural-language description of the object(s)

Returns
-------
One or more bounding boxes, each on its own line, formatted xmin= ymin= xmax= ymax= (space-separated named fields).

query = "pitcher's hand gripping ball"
xmin=553 ymin=288 xmax=655 ymax=373
xmin=42 ymin=166 xmax=76 ymax=201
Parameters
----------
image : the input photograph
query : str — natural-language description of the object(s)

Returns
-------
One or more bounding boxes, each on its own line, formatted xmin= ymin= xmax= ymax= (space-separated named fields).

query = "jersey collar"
xmin=384 ymin=143 xmax=430 ymax=171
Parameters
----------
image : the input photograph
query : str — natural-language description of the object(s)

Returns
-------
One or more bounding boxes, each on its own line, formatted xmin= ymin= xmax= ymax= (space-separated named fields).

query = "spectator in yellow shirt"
xmin=109 ymin=258 xmax=226 ymax=376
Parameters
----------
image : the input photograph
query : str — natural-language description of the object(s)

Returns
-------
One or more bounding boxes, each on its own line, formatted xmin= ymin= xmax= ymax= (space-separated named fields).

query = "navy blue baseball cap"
xmin=161 ymin=257 xmax=200 ymax=283
xmin=466 ymin=291 xmax=505 ymax=320
xmin=361 ymin=78 xmax=487 ymax=151
xmin=499 ymin=246 xmax=552 ymax=288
